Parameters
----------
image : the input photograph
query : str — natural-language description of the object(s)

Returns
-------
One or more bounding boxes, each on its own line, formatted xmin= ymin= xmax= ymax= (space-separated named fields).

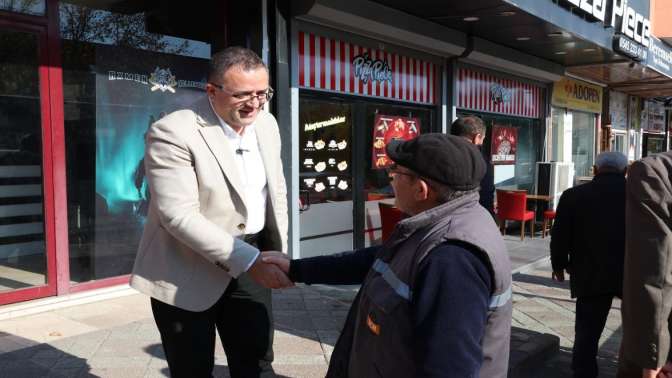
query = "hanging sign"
xmin=371 ymin=115 xmax=420 ymax=169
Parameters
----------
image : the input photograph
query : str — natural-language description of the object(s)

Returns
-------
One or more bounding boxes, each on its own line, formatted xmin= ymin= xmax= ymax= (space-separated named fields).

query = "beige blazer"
xmin=130 ymin=97 xmax=288 ymax=312
xmin=620 ymin=151 xmax=672 ymax=374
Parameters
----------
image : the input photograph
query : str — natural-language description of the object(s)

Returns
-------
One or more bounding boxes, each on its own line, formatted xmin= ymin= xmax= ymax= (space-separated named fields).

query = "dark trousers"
xmin=572 ymin=295 xmax=615 ymax=378
xmin=151 ymin=272 xmax=275 ymax=378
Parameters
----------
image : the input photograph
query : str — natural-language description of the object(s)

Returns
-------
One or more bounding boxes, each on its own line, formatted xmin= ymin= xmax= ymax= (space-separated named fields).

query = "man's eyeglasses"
xmin=209 ymin=83 xmax=274 ymax=103
xmin=386 ymin=164 xmax=418 ymax=180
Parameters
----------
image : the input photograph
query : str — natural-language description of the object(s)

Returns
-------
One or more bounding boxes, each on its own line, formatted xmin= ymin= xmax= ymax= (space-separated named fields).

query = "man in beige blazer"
xmin=130 ymin=47 xmax=290 ymax=378
xmin=619 ymin=151 xmax=672 ymax=378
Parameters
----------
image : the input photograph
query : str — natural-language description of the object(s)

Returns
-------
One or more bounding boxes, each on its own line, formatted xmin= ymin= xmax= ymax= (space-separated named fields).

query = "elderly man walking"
xmin=550 ymin=151 xmax=628 ymax=378
xmin=264 ymin=133 xmax=512 ymax=378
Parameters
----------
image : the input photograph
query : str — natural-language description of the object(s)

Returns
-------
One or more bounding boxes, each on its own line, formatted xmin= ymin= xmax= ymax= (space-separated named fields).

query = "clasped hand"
xmin=247 ymin=251 xmax=293 ymax=289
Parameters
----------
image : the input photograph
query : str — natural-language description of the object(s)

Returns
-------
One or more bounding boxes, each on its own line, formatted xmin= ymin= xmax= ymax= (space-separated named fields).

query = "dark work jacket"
xmin=550 ymin=172 xmax=626 ymax=298
xmin=290 ymin=193 xmax=512 ymax=378
xmin=479 ymin=152 xmax=496 ymax=216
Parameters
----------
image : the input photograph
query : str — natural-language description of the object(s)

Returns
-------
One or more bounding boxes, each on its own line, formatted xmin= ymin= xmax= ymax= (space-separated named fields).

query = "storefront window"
xmin=60 ymin=2 xmax=213 ymax=283
xmin=0 ymin=0 xmax=45 ymax=16
xmin=613 ymin=132 xmax=626 ymax=155
xmin=459 ymin=112 xmax=541 ymax=192
xmin=0 ymin=30 xmax=47 ymax=291
xmin=571 ymin=111 xmax=596 ymax=178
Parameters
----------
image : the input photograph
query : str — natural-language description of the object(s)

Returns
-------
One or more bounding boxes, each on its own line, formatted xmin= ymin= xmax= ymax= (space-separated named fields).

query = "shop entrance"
xmin=0 ymin=24 xmax=57 ymax=304
xmin=297 ymin=92 xmax=434 ymax=257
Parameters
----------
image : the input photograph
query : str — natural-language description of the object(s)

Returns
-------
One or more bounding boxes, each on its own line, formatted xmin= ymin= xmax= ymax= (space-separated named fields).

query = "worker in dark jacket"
xmin=450 ymin=116 xmax=495 ymax=217
xmin=550 ymin=151 xmax=627 ymax=378
xmin=263 ymin=134 xmax=512 ymax=378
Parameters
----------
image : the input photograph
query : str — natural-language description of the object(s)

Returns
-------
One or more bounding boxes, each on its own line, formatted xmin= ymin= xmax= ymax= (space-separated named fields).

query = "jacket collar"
xmin=395 ymin=192 xmax=480 ymax=237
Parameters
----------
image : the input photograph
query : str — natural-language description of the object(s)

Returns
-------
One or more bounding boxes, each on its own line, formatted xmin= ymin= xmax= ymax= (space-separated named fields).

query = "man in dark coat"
xmin=450 ymin=116 xmax=495 ymax=217
xmin=550 ymin=151 xmax=627 ymax=378
xmin=618 ymin=151 xmax=672 ymax=378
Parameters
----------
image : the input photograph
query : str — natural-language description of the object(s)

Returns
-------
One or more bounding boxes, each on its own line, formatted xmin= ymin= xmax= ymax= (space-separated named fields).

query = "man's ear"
xmin=415 ymin=179 xmax=431 ymax=201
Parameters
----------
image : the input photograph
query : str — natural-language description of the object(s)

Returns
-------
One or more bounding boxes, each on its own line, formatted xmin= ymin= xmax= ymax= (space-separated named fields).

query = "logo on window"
xmin=490 ymin=83 xmax=511 ymax=105
xmin=148 ymin=67 xmax=177 ymax=93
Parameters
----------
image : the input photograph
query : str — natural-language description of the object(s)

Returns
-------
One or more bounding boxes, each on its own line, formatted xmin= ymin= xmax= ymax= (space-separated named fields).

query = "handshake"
xmin=247 ymin=251 xmax=295 ymax=289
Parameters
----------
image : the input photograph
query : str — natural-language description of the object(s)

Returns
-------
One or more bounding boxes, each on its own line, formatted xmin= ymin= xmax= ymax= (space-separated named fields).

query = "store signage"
xmin=371 ymin=115 xmax=420 ymax=169
xmin=490 ymin=83 xmax=511 ymax=105
xmin=352 ymin=53 xmax=392 ymax=84
xmin=457 ymin=68 xmax=542 ymax=119
xmin=298 ymin=31 xmax=437 ymax=105
xmin=552 ymin=77 xmax=603 ymax=113
xmin=559 ymin=0 xmax=651 ymax=47
xmin=304 ymin=116 xmax=347 ymax=132
xmin=613 ymin=34 xmax=647 ymax=61
xmin=647 ymin=36 xmax=672 ymax=78
xmin=108 ymin=67 xmax=205 ymax=92
xmin=491 ymin=125 xmax=518 ymax=165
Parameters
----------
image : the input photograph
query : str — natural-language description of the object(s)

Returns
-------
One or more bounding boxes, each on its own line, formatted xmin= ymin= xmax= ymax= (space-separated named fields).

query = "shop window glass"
xmin=0 ymin=30 xmax=47 ymax=291
xmin=571 ymin=111 xmax=596 ymax=177
xmin=0 ymin=0 xmax=45 ymax=16
xmin=613 ymin=133 xmax=626 ymax=155
xmin=458 ymin=112 xmax=541 ymax=192
xmin=60 ymin=2 xmax=213 ymax=283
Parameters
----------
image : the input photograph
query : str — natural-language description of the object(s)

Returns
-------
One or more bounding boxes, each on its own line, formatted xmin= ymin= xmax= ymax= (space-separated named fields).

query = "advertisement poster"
xmin=95 ymin=44 xmax=208 ymax=216
xmin=491 ymin=125 xmax=518 ymax=165
xmin=371 ymin=115 xmax=420 ymax=169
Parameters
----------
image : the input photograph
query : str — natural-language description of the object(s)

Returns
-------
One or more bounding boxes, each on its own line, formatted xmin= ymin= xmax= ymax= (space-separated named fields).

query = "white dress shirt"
xmin=210 ymin=104 xmax=268 ymax=236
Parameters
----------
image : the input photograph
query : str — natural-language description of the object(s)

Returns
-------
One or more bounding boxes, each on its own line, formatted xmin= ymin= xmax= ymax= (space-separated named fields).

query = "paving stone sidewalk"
xmin=0 ymin=258 xmax=622 ymax=377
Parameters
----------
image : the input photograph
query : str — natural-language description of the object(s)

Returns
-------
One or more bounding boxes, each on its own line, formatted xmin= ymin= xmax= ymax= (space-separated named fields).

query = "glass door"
xmin=0 ymin=26 xmax=56 ymax=303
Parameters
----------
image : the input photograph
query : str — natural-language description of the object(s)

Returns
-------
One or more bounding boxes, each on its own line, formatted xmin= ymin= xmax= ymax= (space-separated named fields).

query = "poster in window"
xmin=371 ymin=115 xmax=420 ymax=169
xmin=491 ymin=125 xmax=517 ymax=165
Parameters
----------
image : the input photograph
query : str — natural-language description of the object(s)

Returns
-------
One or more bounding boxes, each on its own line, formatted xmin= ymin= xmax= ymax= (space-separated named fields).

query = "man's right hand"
xmin=552 ymin=270 xmax=565 ymax=282
xmin=247 ymin=255 xmax=293 ymax=289
xmin=261 ymin=251 xmax=290 ymax=274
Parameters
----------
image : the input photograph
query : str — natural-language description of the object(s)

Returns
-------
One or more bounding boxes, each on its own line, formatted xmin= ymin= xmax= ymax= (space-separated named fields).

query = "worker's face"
xmin=388 ymin=164 xmax=423 ymax=215
xmin=206 ymin=66 xmax=270 ymax=131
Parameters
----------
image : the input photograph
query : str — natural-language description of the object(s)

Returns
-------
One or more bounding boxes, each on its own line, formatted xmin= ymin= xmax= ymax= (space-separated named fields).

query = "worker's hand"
xmin=643 ymin=362 xmax=672 ymax=378
xmin=247 ymin=255 xmax=293 ymax=289
xmin=551 ymin=270 xmax=565 ymax=282
xmin=261 ymin=251 xmax=290 ymax=275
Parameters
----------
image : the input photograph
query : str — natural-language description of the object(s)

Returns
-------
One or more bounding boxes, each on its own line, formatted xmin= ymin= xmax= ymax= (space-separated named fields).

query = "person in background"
xmin=130 ymin=47 xmax=290 ymax=378
xmin=265 ymin=134 xmax=512 ymax=378
xmin=550 ymin=151 xmax=627 ymax=378
xmin=618 ymin=151 xmax=672 ymax=378
xmin=450 ymin=116 xmax=495 ymax=217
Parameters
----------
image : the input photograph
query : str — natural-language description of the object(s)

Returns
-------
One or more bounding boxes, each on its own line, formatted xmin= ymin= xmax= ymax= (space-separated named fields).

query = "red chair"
xmin=379 ymin=202 xmax=403 ymax=242
xmin=496 ymin=190 xmax=535 ymax=240
xmin=542 ymin=210 xmax=556 ymax=238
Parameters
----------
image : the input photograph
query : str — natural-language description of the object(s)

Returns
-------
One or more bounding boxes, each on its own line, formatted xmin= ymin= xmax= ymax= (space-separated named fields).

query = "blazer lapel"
xmin=195 ymin=99 xmax=247 ymax=210
xmin=255 ymin=116 xmax=278 ymax=207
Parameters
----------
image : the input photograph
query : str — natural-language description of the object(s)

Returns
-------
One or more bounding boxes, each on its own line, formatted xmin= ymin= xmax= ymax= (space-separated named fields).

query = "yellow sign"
xmin=552 ymin=77 xmax=603 ymax=113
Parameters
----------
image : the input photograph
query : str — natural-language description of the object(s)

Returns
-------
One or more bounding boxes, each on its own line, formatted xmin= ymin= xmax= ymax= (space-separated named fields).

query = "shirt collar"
xmin=208 ymin=98 xmax=256 ymax=138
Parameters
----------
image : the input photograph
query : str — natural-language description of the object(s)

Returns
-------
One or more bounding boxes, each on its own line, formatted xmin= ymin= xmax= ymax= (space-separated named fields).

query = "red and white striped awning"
xmin=457 ymin=68 xmax=543 ymax=119
xmin=298 ymin=31 xmax=438 ymax=105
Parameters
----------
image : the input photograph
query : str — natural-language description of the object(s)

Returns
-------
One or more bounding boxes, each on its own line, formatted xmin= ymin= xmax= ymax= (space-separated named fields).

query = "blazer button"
xmin=237 ymin=223 xmax=246 ymax=231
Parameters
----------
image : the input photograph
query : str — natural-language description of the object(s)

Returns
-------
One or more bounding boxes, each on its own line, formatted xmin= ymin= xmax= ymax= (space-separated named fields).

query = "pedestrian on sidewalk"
xmin=550 ymin=151 xmax=627 ymax=378
xmin=618 ymin=151 xmax=672 ymax=378
xmin=130 ymin=47 xmax=291 ymax=378
xmin=450 ymin=116 xmax=496 ymax=217
xmin=265 ymin=134 xmax=512 ymax=378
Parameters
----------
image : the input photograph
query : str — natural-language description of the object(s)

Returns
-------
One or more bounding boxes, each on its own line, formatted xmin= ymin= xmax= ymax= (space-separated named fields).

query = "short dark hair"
xmin=450 ymin=116 xmax=486 ymax=138
xmin=208 ymin=47 xmax=267 ymax=81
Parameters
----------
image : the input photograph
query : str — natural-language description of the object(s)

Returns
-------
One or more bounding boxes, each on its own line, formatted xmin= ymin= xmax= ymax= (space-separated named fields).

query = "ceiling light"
xmin=555 ymin=51 xmax=567 ymax=55
xmin=500 ymin=11 xmax=516 ymax=16
xmin=463 ymin=16 xmax=480 ymax=22
xmin=516 ymin=37 xmax=531 ymax=41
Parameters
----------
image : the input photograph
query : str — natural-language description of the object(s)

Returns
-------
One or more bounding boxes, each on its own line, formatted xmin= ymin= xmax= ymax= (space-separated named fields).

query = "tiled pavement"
xmin=0 ymin=236 xmax=623 ymax=377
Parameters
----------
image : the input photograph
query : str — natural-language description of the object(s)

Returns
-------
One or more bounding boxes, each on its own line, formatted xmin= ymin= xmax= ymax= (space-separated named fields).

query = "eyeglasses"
xmin=386 ymin=164 xmax=418 ymax=180
xmin=209 ymin=83 xmax=274 ymax=104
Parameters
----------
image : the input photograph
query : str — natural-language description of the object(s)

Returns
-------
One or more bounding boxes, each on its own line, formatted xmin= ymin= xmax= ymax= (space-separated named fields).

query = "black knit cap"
xmin=386 ymin=133 xmax=486 ymax=191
